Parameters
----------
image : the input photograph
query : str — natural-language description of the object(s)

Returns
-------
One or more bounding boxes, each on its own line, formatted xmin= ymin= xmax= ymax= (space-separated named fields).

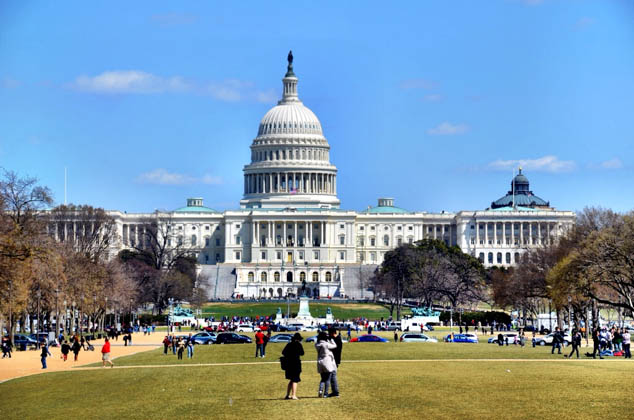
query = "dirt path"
xmin=0 ymin=331 xmax=161 ymax=383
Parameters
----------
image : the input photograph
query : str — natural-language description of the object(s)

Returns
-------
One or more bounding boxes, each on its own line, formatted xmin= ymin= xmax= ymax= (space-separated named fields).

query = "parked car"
xmin=29 ymin=332 xmax=56 ymax=346
xmin=268 ymin=334 xmax=294 ymax=343
xmin=487 ymin=333 xmax=519 ymax=344
xmin=286 ymin=323 xmax=305 ymax=332
xmin=400 ymin=333 xmax=438 ymax=343
xmin=444 ymin=333 xmax=479 ymax=343
xmin=349 ymin=334 xmax=389 ymax=343
xmin=385 ymin=322 xmax=401 ymax=331
xmin=425 ymin=324 xmax=435 ymax=331
xmin=534 ymin=333 xmax=572 ymax=346
xmin=236 ymin=324 xmax=254 ymax=333
xmin=268 ymin=324 xmax=288 ymax=332
xmin=191 ymin=332 xmax=216 ymax=345
xmin=215 ymin=333 xmax=252 ymax=344
xmin=10 ymin=334 xmax=38 ymax=350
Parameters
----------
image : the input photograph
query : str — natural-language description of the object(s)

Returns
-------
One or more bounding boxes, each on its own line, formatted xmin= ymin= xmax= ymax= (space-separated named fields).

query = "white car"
xmin=236 ymin=324 xmax=254 ymax=332
xmin=399 ymin=333 xmax=438 ymax=343
xmin=535 ymin=333 xmax=572 ymax=346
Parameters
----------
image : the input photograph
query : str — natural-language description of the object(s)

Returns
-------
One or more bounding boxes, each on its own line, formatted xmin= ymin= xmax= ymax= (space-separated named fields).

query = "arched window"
xmin=274 ymin=272 xmax=280 ymax=282
xmin=261 ymin=272 xmax=267 ymax=282
xmin=300 ymin=272 xmax=306 ymax=282
xmin=191 ymin=235 xmax=197 ymax=246
xmin=370 ymin=237 xmax=376 ymax=246
xmin=497 ymin=253 xmax=502 ymax=264
xmin=286 ymin=272 xmax=293 ymax=282
xmin=312 ymin=272 xmax=319 ymax=282
xmin=488 ymin=252 xmax=493 ymax=264
xmin=505 ymin=253 xmax=511 ymax=264
xmin=478 ymin=253 xmax=485 ymax=262
xmin=514 ymin=252 xmax=520 ymax=263
xmin=325 ymin=272 xmax=332 ymax=282
xmin=383 ymin=235 xmax=389 ymax=246
xmin=248 ymin=272 xmax=254 ymax=282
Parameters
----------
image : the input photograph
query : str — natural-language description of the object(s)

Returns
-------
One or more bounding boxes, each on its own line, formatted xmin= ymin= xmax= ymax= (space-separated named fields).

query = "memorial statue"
xmin=285 ymin=50 xmax=295 ymax=77
xmin=276 ymin=307 xmax=282 ymax=316
xmin=287 ymin=50 xmax=293 ymax=65
xmin=412 ymin=307 xmax=440 ymax=317
xmin=300 ymin=279 xmax=307 ymax=297
xmin=327 ymin=307 xmax=332 ymax=315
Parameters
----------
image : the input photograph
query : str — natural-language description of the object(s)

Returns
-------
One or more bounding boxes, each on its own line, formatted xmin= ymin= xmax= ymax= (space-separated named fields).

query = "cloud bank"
xmin=488 ymin=155 xmax=575 ymax=173
xmin=137 ymin=169 xmax=223 ymax=186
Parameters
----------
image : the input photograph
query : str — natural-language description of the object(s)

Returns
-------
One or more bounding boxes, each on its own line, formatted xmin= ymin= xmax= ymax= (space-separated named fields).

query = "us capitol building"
xmin=106 ymin=53 xmax=575 ymax=300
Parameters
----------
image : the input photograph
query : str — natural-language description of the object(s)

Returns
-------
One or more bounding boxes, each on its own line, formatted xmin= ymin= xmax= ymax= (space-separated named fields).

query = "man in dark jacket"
xmin=591 ymin=327 xmax=604 ymax=359
xmin=551 ymin=327 xmax=564 ymax=354
xmin=328 ymin=327 xmax=343 ymax=397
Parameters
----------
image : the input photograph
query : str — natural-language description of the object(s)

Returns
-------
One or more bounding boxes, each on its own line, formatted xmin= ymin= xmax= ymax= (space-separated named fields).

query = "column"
xmin=493 ymin=222 xmax=497 ymax=246
xmin=252 ymin=222 xmax=256 ymax=245
xmin=294 ymin=222 xmax=298 ymax=247
xmin=269 ymin=222 xmax=273 ymax=245
xmin=283 ymin=222 xmax=287 ymax=247
xmin=475 ymin=221 xmax=479 ymax=245
xmin=537 ymin=223 xmax=541 ymax=244
xmin=484 ymin=222 xmax=488 ymax=244
xmin=502 ymin=222 xmax=506 ymax=245
xmin=511 ymin=222 xmax=515 ymax=245
xmin=285 ymin=173 xmax=289 ymax=193
xmin=547 ymin=222 xmax=551 ymax=244
xmin=308 ymin=222 xmax=312 ymax=245
xmin=519 ymin=222 xmax=524 ymax=245
xmin=321 ymin=222 xmax=325 ymax=245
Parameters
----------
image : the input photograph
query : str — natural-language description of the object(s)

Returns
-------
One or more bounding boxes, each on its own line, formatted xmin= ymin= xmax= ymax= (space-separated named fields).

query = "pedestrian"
xmin=123 ymin=334 xmax=128 ymax=347
xmin=315 ymin=331 xmax=337 ymax=398
xmin=255 ymin=329 xmax=265 ymax=358
xmin=72 ymin=338 xmax=81 ymax=362
xmin=497 ymin=333 xmax=504 ymax=347
xmin=347 ymin=325 xmax=351 ymax=341
xmin=172 ymin=335 xmax=177 ymax=355
xmin=1 ymin=337 xmax=10 ymax=358
xmin=101 ymin=337 xmax=114 ymax=368
xmin=61 ymin=340 xmax=70 ymax=361
xmin=177 ymin=339 xmax=184 ymax=360
xmin=532 ymin=331 xmax=537 ymax=348
xmin=81 ymin=335 xmax=87 ymax=351
xmin=263 ymin=329 xmax=271 ymax=356
xmin=40 ymin=340 xmax=51 ymax=369
xmin=592 ymin=327 xmax=604 ymax=359
xmin=187 ymin=334 xmax=194 ymax=359
xmin=282 ymin=333 xmax=304 ymax=400
xmin=394 ymin=331 xmax=398 ymax=342
xmin=162 ymin=336 xmax=170 ymax=355
xmin=566 ymin=330 xmax=581 ymax=359
xmin=328 ymin=327 xmax=342 ymax=397
xmin=622 ymin=329 xmax=631 ymax=359
xmin=551 ymin=327 xmax=563 ymax=355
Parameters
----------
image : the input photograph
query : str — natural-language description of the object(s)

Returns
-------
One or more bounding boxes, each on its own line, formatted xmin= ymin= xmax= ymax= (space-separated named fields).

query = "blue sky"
xmin=1 ymin=1 xmax=633 ymax=213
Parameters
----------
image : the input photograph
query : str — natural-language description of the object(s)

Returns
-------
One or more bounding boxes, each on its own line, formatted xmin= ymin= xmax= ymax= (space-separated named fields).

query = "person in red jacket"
xmin=255 ymin=330 xmax=265 ymax=358
xmin=102 ymin=337 xmax=114 ymax=368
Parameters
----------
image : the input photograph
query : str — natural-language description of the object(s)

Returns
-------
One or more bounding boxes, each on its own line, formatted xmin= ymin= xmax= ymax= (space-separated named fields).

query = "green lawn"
xmin=2 ymin=337 xmax=632 ymax=420
xmin=197 ymin=302 xmax=406 ymax=320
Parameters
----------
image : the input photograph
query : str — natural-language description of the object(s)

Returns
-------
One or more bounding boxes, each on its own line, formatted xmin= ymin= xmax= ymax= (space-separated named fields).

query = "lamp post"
xmin=71 ymin=301 xmax=76 ymax=335
xmin=168 ymin=298 xmax=174 ymax=333
xmin=36 ymin=289 xmax=42 ymax=349
xmin=55 ymin=288 xmax=60 ymax=339
xmin=129 ymin=298 xmax=133 ymax=329
xmin=63 ymin=300 xmax=67 ymax=335
xmin=567 ymin=296 xmax=573 ymax=333
xmin=93 ymin=293 xmax=97 ymax=333
xmin=104 ymin=297 xmax=109 ymax=332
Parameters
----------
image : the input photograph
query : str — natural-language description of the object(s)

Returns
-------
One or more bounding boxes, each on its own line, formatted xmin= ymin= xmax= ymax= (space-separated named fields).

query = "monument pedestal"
xmin=294 ymin=296 xmax=313 ymax=324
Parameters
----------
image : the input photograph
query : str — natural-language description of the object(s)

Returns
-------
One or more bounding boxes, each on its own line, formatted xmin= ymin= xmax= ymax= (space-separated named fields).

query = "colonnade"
xmin=244 ymin=172 xmax=336 ymax=195
xmin=251 ymin=220 xmax=328 ymax=247
xmin=475 ymin=221 xmax=557 ymax=246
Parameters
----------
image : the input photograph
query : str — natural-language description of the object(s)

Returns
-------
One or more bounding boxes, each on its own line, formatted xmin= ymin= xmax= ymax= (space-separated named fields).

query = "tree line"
xmin=0 ymin=168 xmax=204 ymax=338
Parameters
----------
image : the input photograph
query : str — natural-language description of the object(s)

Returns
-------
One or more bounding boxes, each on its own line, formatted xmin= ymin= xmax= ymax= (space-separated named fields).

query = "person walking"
xmin=328 ymin=327 xmax=342 ymax=397
xmin=551 ymin=327 xmax=563 ymax=355
xmin=566 ymin=330 xmax=581 ymax=359
xmin=347 ymin=325 xmax=352 ymax=341
xmin=262 ymin=329 xmax=271 ymax=357
xmin=315 ymin=331 xmax=337 ymax=398
xmin=394 ymin=331 xmax=398 ymax=343
xmin=592 ymin=327 xmax=604 ymax=359
xmin=186 ymin=333 xmax=194 ymax=359
xmin=101 ymin=337 xmax=114 ymax=368
xmin=177 ymin=339 xmax=185 ymax=360
xmin=40 ymin=340 xmax=51 ymax=369
xmin=61 ymin=340 xmax=70 ymax=361
xmin=162 ymin=336 xmax=170 ymax=355
xmin=72 ymin=337 xmax=81 ymax=362
xmin=622 ymin=329 xmax=631 ymax=359
xmin=255 ymin=329 xmax=265 ymax=358
xmin=282 ymin=333 xmax=304 ymax=400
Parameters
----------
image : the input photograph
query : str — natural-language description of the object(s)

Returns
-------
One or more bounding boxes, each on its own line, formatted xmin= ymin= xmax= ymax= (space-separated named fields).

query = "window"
xmin=235 ymin=236 xmax=241 ymax=245
xmin=360 ymin=226 xmax=364 ymax=231
xmin=206 ymin=226 xmax=210 ymax=230
xmin=478 ymin=253 xmax=484 ymax=262
xmin=276 ymin=235 xmax=282 ymax=245
xmin=235 ymin=251 xmax=241 ymax=261
xmin=298 ymin=251 xmax=304 ymax=260
xmin=397 ymin=238 xmax=402 ymax=246
xmin=167 ymin=238 xmax=172 ymax=247
xmin=205 ymin=237 xmax=210 ymax=246
xmin=236 ymin=224 xmax=241 ymax=229
xmin=274 ymin=272 xmax=280 ymax=282
xmin=497 ymin=252 xmax=502 ymax=264
xmin=408 ymin=226 xmax=413 ymax=231
xmin=216 ymin=225 xmax=221 ymax=231
xmin=300 ymin=272 xmax=306 ymax=282
xmin=192 ymin=226 xmax=196 ymax=230
xmin=248 ymin=272 xmax=254 ymax=282
xmin=178 ymin=236 xmax=183 ymax=246
xmin=339 ymin=251 xmax=345 ymax=260
xmin=216 ymin=238 xmax=220 ymax=246
xmin=357 ymin=236 xmax=365 ymax=246
xmin=370 ymin=226 xmax=375 ymax=231
xmin=370 ymin=252 xmax=377 ymax=262
xmin=325 ymin=272 xmax=332 ymax=282
xmin=488 ymin=252 xmax=493 ymax=264
xmin=506 ymin=253 xmax=511 ymax=264
xmin=471 ymin=225 xmax=475 ymax=229
xmin=312 ymin=272 xmax=319 ymax=282
xmin=357 ymin=252 xmax=364 ymax=261
xmin=383 ymin=235 xmax=389 ymax=246
xmin=384 ymin=226 xmax=389 ymax=231
xmin=276 ymin=251 xmax=282 ymax=260
xmin=314 ymin=251 xmax=320 ymax=260
xmin=261 ymin=251 xmax=267 ymax=259
xmin=261 ymin=272 xmax=267 ymax=282
xmin=370 ymin=237 xmax=376 ymax=246
xmin=215 ymin=253 xmax=220 ymax=262
xmin=178 ymin=226 xmax=183 ymax=230
xmin=277 ymin=224 xmax=281 ymax=229
xmin=191 ymin=235 xmax=197 ymax=246
xmin=514 ymin=252 xmax=520 ymax=263
xmin=339 ymin=235 xmax=345 ymax=245
xmin=408 ymin=237 xmax=413 ymax=244
xmin=397 ymin=226 xmax=402 ymax=231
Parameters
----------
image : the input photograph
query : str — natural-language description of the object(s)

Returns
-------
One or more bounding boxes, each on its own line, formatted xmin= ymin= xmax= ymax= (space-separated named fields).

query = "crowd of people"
xmin=162 ymin=334 xmax=195 ymax=359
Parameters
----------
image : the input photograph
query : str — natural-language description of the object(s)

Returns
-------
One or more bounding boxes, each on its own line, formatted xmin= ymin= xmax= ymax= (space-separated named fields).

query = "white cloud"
xmin=488 ymin=155 xmax=575 ymax=173
xmin=137 ymin=169 xmax=223 ymax=186
xmin=599 ymin=158 xmax=623 ymax=169
xmin=72 ymin=71 xmax=190 ymax=94
xmin=70 ymin=71 xmax=276 ymax=103
xmin=427 ymin=122 xmax=469 ymax=136
xmin=423 ymin=94 xmax=443 ymax=102
xmin=400 ymin=79 xmax=438 ymax=90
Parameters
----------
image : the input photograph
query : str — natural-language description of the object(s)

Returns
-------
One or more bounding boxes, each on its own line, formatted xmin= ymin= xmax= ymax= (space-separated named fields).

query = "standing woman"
xmin=315 ymin=331 xmax=337 ymax=398
xmin=282 ymin=333 xmax=304 ymax=400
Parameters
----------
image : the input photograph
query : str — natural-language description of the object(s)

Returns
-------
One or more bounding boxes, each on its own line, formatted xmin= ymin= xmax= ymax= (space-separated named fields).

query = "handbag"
xmin=280 ymin=356 xmax=287 ymax=371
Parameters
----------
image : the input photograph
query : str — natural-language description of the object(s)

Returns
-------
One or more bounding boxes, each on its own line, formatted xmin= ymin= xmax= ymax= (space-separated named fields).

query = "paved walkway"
xmin=0 ymin=332 xmax=161 ymax=383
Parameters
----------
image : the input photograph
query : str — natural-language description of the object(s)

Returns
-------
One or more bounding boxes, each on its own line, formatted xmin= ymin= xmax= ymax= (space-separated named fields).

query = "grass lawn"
xmin=197 ymin=302 xmax=406 ymax=320
xmin=2 ymin=334 xmax=633 ymax=420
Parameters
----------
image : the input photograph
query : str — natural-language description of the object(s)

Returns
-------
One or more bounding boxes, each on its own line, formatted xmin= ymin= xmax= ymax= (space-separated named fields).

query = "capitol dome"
xmin=240 ymin=51 xmax=340 ymax=210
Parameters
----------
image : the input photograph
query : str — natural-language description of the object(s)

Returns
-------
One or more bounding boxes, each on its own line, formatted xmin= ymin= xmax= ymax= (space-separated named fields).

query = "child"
xmin=61 ymin=340 xmax=71 ymax=361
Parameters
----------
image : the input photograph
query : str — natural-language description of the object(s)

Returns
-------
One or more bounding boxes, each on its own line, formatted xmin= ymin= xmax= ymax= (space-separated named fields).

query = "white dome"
xmin=257 ymin=103 xmax=323 ymax=136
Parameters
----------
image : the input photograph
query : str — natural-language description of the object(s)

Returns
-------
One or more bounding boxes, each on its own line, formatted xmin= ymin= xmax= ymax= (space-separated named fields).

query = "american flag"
xmin=290 ymin=186 xmax=297 ymax=195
